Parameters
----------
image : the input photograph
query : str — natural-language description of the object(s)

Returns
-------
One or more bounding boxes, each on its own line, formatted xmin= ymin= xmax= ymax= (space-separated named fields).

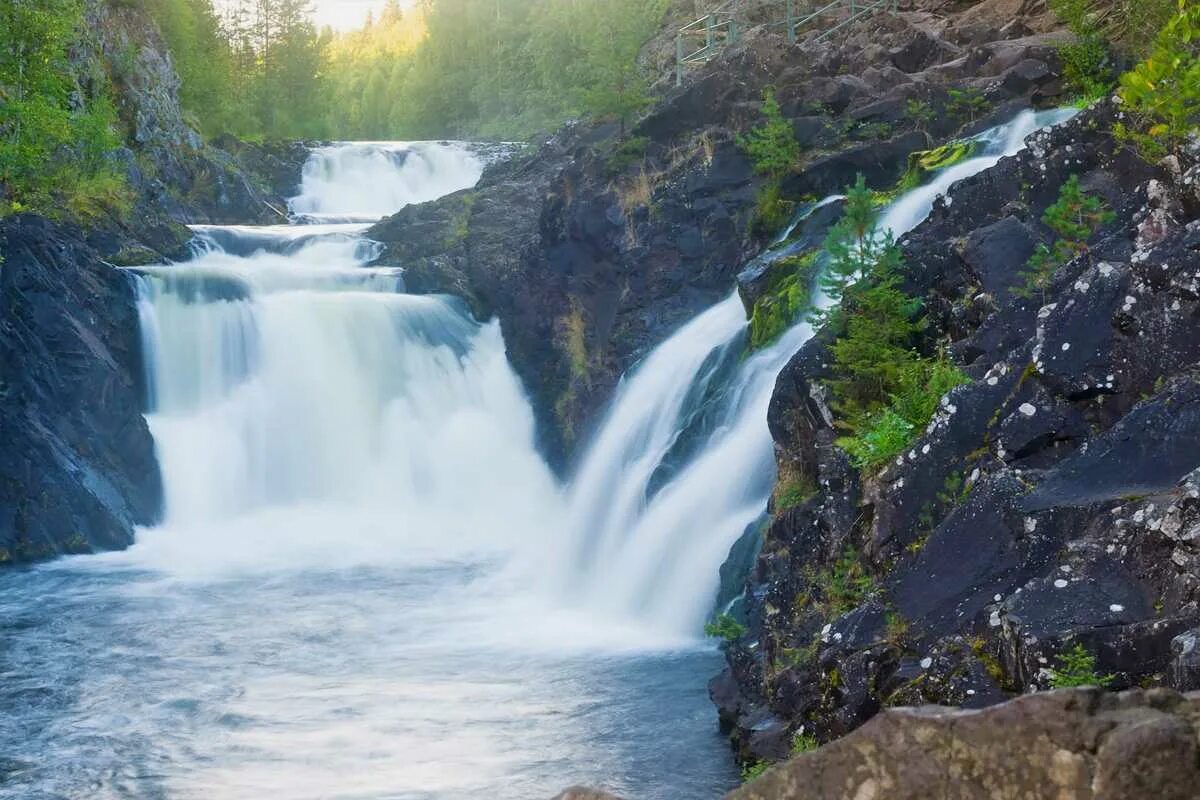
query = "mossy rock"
xmin=897 ymin=140 xmax=981 ymax=192
xmin=748 ymin=250 xmax=819 ymax=350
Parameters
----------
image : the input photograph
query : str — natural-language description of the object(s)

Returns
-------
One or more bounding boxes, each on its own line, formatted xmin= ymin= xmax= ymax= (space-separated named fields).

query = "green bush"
xmin=1116 ymin=0 xmax=1200 ymax=159
xmin=1016 ymin=175 xmax=1114 ymax=298
xmin=946 ymin=88 xmax=988 ymax=123
xmin=0 ymin=0 xmax=130 ymax=219
xmin=738 ymin=88 xmax=801 ymax=177
xmin=704 ymin=613 xmax=747 ymax=642
xmin=790 ymin=731 xmax=819 ymax=755
xmin=1049 ymin=643 xmax=1114 ymax=688
xmin=805 ymin=547 xmax=876 ymax=616
xmin=1052 ymin=0 xmax=1117 ymax=99
xmin=741 ymin=761 xmax=770 ymax=782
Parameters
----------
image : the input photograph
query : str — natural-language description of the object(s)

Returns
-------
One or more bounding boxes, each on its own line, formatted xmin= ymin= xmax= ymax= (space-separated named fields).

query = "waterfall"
xmin=126 ymin=143 xmax=565 ymax=578
xmin=559 ymin=107 xmax=1077 ymax=636
xmin=288 ymin=141 xmax=485 ymax=223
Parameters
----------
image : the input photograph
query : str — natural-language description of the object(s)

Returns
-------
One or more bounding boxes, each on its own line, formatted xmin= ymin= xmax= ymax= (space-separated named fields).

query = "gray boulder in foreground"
xmin=730 ymin=688 xmax=1200 ymax=800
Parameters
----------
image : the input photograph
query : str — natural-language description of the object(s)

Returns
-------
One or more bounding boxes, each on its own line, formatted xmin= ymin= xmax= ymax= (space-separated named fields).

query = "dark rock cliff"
xmin=713 ymin=100 xmax=1200 ymax=765
xmin=0 ymin=216 xmax=161 ymax=560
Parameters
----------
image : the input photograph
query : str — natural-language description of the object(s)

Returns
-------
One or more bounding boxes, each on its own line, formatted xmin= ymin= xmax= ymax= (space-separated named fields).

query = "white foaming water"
xmin=58 ymin=141 xmax=736 ymax=800
xmin=288 ymin=141 xmax=485 ymax=223
xmin=558 ymin=107 xmax=1078 ymax=636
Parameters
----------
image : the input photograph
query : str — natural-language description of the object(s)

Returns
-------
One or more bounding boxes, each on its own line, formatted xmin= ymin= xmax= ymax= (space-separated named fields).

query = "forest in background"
xmin=2 ymin=0 xmax=1195 ymax=221
xmin=153 ymin=0 xmax=669 ymax=141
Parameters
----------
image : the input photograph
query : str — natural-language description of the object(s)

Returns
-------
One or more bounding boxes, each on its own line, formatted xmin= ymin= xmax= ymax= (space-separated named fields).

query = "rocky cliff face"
xmin=0 ymin=216 xmax=161 ymax=561
xmin=713 ymin=99 xmax=1200 ymax=764
xmin=369 ymin=4 xmax=1067 ymax=468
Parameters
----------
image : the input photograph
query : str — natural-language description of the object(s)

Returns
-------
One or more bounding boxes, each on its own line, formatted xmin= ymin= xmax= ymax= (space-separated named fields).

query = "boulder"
xmin=730 ymin=689 xmax=1200 ymax=800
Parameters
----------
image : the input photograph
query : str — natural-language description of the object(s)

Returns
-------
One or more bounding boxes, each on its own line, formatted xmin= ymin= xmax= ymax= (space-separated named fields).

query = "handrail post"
xmin=676 ymin=32 xmax=683 ymax=86
xmin=706 ymin=13 xmax=715 ymax=53
xmin=730 ymin=18 xmax=739 ymax=45
xmin=787 ymin=0 xmax=796 ymax=42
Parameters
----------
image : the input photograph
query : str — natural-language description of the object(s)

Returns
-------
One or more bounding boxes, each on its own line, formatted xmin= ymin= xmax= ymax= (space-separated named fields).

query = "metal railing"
xmin=675 ymin=0 xmax=898 ymax=85
xmin=675 ymin=2 xmax=740 ymax=86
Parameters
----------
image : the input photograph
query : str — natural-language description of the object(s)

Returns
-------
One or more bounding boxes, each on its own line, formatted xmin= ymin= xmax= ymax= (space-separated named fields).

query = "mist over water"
xmin=0 ymin=116 xmax=1073 ymax=799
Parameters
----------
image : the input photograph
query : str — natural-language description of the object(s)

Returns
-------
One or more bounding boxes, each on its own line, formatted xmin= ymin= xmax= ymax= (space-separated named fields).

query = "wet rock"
xmin=0 ymin=216 xmax=162 ymax=562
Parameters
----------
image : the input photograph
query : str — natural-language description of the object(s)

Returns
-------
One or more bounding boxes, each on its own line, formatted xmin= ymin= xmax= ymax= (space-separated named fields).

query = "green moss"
xmin=896 ymin=140 xmax=980 ymax=192
xmin=748 ymin=251 xmax=819 ymax=350
xmin=774 ymin=473 xmax=817 ymax=512
xmin=749 ymin=178 xmax=796 ymax=237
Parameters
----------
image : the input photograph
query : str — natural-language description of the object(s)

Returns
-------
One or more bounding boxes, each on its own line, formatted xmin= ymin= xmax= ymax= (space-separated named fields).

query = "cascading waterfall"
xmin=559 ymin=107 xmax=1077 ymax=636
xmin=0 ymin=116 xmax=1079 ymax=800
xmin=289 ymin=141 xmax=485 ymax=223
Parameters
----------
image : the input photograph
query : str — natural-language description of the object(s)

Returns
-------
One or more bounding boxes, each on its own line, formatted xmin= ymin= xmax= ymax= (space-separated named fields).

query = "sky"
xmin=310 ymin=0 xmax=406 ymax=31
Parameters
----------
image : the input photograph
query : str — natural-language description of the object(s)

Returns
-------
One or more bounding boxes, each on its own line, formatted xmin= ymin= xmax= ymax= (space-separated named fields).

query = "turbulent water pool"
xmin=0 ymin=563 xmax=736 ymax=799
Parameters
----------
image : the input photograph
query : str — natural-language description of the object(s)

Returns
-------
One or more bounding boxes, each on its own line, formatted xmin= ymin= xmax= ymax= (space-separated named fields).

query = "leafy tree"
xmin=1052 ymin=0 xmax=1116 ymax=99
xmin=1116 ymin=0 xmax=1200 ymax=159
xmin=0 ymin=0 xmax=128 ymax=218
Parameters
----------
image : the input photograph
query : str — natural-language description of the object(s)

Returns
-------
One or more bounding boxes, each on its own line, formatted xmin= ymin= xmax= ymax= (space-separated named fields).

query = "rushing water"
xmin=0 ymin=115 xmax=1072 ymax=799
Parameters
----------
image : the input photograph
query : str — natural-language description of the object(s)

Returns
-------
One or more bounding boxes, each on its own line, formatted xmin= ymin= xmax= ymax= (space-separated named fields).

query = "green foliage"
xmin=741 ymin=761 xmax=770 ymax=782
xmin=818 ymin=175 xmax=969 ymax=471
xmin=0 ymin=0 xmax=129 ymax=219
xmin=837 ymin=408 xmax=914 ymax=470
xmin=774 ymin=473 xmax=817 ymax=512
xmin=1049 ymin=643 xmax=1114 ymax=688
xmin=1016 ymin=175 xmax=1114 ymax=298
xmin=606 ymin=136 xmax=649 ymax=174
xmin=1116 ymin=0 xmax=1200 ymax=159
xmin=790 ymin=731 xmax=819 ymax=755
xmin=806 ymin=547 xmax=876 ymax=617
xmin=748 ymin=251 xmax=818 ymax=349
xmin=749 ymin=178 xmax=795 ymax=237
xmin=332 ymin=0 xmax=666 ymax=140
xmin=704 ymin=613 xmax=747 ymax=642
xmin=905 ymin=99 xmax=935 ymax=135
xmin=738 ymin=88 xmax=801 ymax=177
xmin=946 ymin=88 xmax=988 ymax=123
xmin=1052 ymin=0 xmax=1117 ymax=99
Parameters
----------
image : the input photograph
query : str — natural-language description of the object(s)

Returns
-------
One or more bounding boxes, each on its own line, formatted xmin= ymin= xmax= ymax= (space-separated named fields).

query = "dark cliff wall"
xmin=0 ymin=216 xmax=162 ymax=561
xmin=715 ymin=101 xmax=1200 ymax=762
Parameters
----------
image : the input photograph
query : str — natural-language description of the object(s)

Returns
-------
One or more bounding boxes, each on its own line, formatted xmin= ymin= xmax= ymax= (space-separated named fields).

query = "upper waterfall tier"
xmin=288 ymin=141 xmax=486 ymax=223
